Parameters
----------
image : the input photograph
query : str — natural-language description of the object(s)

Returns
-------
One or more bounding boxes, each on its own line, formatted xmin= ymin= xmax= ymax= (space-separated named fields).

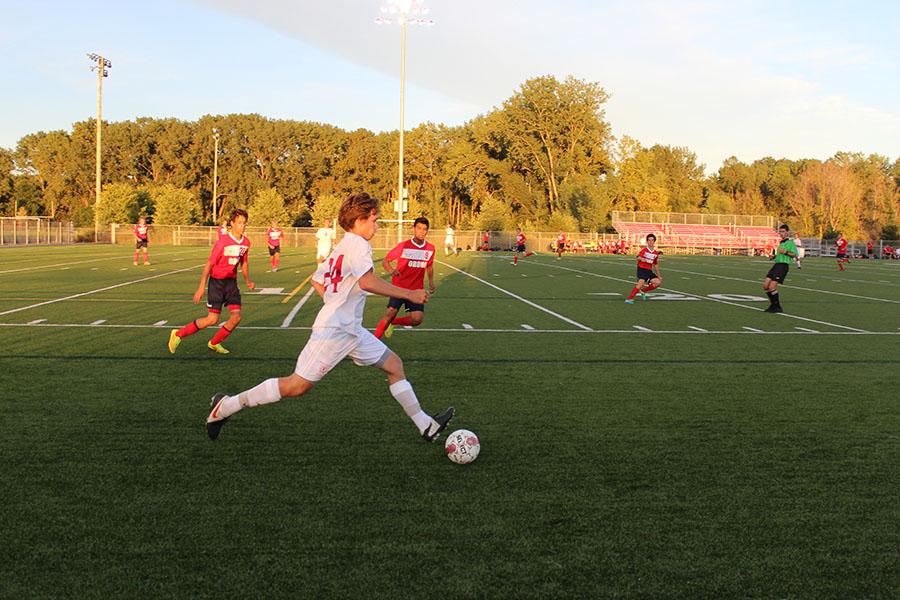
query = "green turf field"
xmin=1 ymin=244 xmax=898 ymax=599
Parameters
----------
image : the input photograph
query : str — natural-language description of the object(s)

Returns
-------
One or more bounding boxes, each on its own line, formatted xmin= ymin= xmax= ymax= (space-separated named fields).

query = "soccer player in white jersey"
xmin=205 ymin=193 xmax=454 ymax=442
xmin=315 ymin=220 xmax=336 ymax=263
xmin=444 ymin=225 xmax=455 ymax=256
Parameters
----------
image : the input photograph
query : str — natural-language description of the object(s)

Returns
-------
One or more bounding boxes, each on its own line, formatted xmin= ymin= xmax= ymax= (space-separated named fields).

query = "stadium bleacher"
xmin=612 ymin=212 xmax=780 ymax=250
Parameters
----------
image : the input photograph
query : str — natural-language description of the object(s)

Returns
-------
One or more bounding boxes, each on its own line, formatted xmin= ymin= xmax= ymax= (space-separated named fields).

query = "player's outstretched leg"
xmin=206 ymin=376 xmax=300 ymax=440
xmin=381 ymin=350 xmax=454 ymax=441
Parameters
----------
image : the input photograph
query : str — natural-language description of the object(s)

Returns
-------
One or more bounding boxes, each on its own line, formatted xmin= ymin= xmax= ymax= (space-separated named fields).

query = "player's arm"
xmin=382 ymin=244 xmax=402 ymax=277
xmin=193 ymin=261 xmax=213 ymax=304
xmin=426 ymin=263 xmax=435 ymax=293
xmin=359 ymin=269 xmax=427 ymax=304
xmin=779 ymin=242 xmax=796 ymax=258
xmin=240 ymin=256 xmax=255 ymax=290
xmin=311 ymin=279 xmax=325 ymax=300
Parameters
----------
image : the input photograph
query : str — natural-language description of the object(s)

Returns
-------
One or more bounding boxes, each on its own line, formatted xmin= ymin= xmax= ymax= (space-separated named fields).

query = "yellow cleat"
xmin=384 ymin=324 xmax=394 ymax=338
xmin=207 ymin=341 xmax=230 ymax=355
xmin=168 ymin=330 xmax=181 ymax=354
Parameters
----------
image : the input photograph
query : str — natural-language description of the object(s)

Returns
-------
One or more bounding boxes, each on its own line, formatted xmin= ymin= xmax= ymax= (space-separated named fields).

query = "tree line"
xmin=1 ymin=75 xmax=898 ymax=239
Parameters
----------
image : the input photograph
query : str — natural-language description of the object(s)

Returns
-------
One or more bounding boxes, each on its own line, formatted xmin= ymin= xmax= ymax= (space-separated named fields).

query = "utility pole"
xmin=87 ymin=53 xmax=111 ymax=242
xmin=212 ymin=128 xmax=220 ymax=223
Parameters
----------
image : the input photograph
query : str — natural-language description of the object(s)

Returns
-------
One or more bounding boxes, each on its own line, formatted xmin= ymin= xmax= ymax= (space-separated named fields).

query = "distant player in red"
xmin=481 ymin=230 xmax=490 ymax=251
xmin=556 ymin=232 xmax=567 ymax=259
xmin=133 ymin=217 xmax=150 ymax=266
xmin=168 ymin=208 xmax=255 ymax=355
xmin=266 ymin=220 xmax=284 ymax=272
xmin=374 ymin=217 xmax=436 ymax=339
xmin=835 ymin=233 xmax=849 ymax=270
xmin=217 ymin=218 xmax=229 ymax=240
xmin=512 ymin=228 xmax=533 ymax=265
xmin=626 ymin=233 xmax=662 ymax=304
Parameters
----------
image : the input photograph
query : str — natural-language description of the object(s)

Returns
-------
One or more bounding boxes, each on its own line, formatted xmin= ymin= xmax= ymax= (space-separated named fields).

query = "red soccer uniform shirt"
xmin=836 ymin=238 xmax=848 ymax=253
xmin=516 ymin=232 xmax=526 ymax=246
xmin=266 ymin=227 xmax=283 ymax=247
xmin=386 ymin=239 xmax=435 ymax=290
xmin=134 ymin=224 xmax=148 ymax=240
xmin=557 ymin=234 xmax=566 ymax=245
xmin=208 ymin=234 xmax=251 ymax=280
xmin=637 ymin=247 xmax=660 ymax=270
xmin=218 ymin=226 xmax=229 ymax=240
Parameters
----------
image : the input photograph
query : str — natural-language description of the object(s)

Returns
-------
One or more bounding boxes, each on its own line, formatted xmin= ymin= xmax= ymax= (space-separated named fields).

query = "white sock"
xmin=389 ymin=379 xmax=433 ymax=434
xmin=218 ymin=378 xmax=281 ymax=419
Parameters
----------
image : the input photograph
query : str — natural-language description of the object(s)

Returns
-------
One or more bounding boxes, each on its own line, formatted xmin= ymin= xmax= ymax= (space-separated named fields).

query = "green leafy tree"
xmin=249 ymin=187 xmax=289 ymax=226
xmin=0 ymin=147 xmax=13 ymax=214
xmin=309 ymin=193 xmax=343 ymax=228
xmin=149 ymin=184 xmax=197 ymax=224
xmin=474 ymin=195 xmax=514 ymax=231
xmin=95 ymin=182 xmax=143 ymax=225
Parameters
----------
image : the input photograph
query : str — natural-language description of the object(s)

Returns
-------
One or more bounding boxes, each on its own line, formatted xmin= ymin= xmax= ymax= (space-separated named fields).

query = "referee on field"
xmin=763 ymin=224 xmax=798 ymax=313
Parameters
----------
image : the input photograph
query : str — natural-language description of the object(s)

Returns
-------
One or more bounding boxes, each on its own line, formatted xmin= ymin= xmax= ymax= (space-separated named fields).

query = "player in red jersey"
xmin=835 ymin=233 xmax=849 ymax=270
xmin=625 ymin=233 xmax=662 ymax=304
xmin=556 ymin=232 xmax=567 ymax=259
xmin=133 ymin=217 xmax=150 ymax=265
xmin=512 ymin=228 xmax=534 ymax=265
xmin=374 ymin=217 xmax=436 ymax=339
xmin=481 ymin=230 xmax=490 ymax=251
xmin=168 ymin=208 xmax=255 ymax=355
xmin=266 ymin=220 xmax=284 ymax=272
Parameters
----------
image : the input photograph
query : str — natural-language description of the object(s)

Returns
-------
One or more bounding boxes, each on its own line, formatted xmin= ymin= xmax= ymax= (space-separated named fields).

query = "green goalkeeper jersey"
xmin=774 ymin=239 xmax=798 ymax=264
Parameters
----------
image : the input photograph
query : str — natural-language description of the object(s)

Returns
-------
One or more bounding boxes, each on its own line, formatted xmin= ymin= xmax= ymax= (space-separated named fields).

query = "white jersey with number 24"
xmin=311 ymin=232 xmax=373 ymax=333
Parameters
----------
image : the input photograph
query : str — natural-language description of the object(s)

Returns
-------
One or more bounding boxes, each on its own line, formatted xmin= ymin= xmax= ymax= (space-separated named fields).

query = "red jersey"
xmin=483 ymin=232 xmax=490 ymax=242
xmin=516 ymin=232 xmax=526 ymax=246
xmin=208 ymin=234 xmax=251 ymax=280
xmin=637 ymin=247 xmax=660 ymax=270
xmin=134 ymin=224 xmax=148 ymax=240
xmin=266 ymin=227 xmax=283 ymax=247
xmin=836 ymin=238 xmax=848 ymax=253
xmin=386 ymin=239 xmax=435 ymax=290
xmin=557 ymin=233 xmax=566 ymax=245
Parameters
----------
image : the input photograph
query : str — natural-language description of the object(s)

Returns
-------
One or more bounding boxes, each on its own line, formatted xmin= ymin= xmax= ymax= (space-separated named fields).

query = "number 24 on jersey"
xmin=323 ymin=255 xmax=344 ymax=293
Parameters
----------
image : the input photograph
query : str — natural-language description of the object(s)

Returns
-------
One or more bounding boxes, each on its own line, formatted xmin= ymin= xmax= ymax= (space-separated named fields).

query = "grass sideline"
xmin=1 ymin=244 xmax=898 ymax=599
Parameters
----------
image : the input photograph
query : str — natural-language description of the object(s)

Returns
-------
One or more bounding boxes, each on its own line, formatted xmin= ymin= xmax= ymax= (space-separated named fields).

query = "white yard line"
xmin=281 ymin=287 xmax=316 ymax=328
xmin=438 ymin=260 xmax=593 ymax=331
xmin=2 ymin=322 xmax=897 ymax=336
xmin=0 ymin=264 xmax=203 ymax=317
xmin=520 ymin=324 xmax=535 ymax=330
xmin=742 ymin=326 xmax=763 ymax=332
xmin=153 ymin=320 xmax=168 ymax=327
xmin=688 ymin=326 xmax=707 ymax=332
xmin=0 ymin=250 xmax=196 ymax=276
xmin=529 ymin=259 xmax=869 ymax=333
xmin=795 ymin=327 xmax=818 ymax=333
xmin=90 ymin=319 xmax=107 ymax=325
xmin=462 ymin=323 xmax=474 ymax=329
xmin=27 ymin=319 xmax=46 ymax=325
xmin=632 ymin=325 xmax=653 ymax=332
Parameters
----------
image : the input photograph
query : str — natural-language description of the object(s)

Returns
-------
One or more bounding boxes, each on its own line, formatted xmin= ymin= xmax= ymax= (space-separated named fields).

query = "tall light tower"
xmin=212 ymin=128 xmax=220 ymax=223
xmin=376 ymin=0 xmax=433 ymax=243
xmin=87 ymin=53 xmax=111 ymax=242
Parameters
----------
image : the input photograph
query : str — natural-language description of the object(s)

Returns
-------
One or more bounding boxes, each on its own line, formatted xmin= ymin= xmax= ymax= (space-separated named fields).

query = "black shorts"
xmin=557 ymin=243 xmax=565 ymax=252
xmin=207 ymin=278 xmax=241 ymax=313
xmin=516 ymin=244 xmax=526 ymax=253
xmin=268 ymin=245 xmax=281 ymax=256
xmin=766 ymin=263 xmax=789 ymax=284
xmin=135 ymin=239 xmax=148 ymax=249
xmin=836 ymin=252 xmax=847 ymax=259
xmin=637 ymin=267 xmax=657 ymax=282
xmin=388 ymin=296 xmax=425 ymax=313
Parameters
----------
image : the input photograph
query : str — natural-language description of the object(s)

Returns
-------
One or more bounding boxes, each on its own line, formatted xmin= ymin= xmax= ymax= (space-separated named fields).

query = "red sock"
xmin=641 ymin=282 xmax=658 ymax=292
xmin=143 ymin=251 xmax=149 ymax=263
xmin=275 ymin=256 xmax=280 ymax=268
xmin=210 ymin=324 xmax=233 ymax=345
xmin=374 ymin=319 xmax=390 ymax=339
xmin=176 ymin=320 xmax=200 ymax=338
xmin=838 ymin=262 xmax=844 ymax=270
xmin=514 ymin=254 xmax=518 ymax=264
xmin=392 ymin=316 xmax=414 ymax=327
xmin=133 ymin=250 xmax=139 ymax=262
xmin=525 ymin=252 xmax=533 ymax=257
xmin=627 ymin=287 xmax=640 ymax=300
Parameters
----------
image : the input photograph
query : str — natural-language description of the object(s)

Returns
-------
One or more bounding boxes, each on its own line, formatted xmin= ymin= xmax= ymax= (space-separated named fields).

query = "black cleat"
xmin=764 ymin=305 xmax=777 ymax=313
xmin=206 ymin=393 xmax=230 ymax=441
xmin=422 ymin=406 xmax=455 ymax=442
xmin=772 ymin=305 xmax=784 ymax=313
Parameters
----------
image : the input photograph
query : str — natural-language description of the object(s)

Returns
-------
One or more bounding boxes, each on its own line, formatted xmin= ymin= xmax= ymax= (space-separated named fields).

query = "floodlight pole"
xmin=212 ymin=128 xmax=220 ymax=223
xmin=87 ymin=53 xmax=110 ymax=242
xmin=397 ymin=19 xmax=407 ymax=245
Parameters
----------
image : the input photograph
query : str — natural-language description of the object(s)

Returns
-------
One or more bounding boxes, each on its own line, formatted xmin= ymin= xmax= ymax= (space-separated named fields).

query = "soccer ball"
xmin=445 ymin=429 xmax=480 ymax=465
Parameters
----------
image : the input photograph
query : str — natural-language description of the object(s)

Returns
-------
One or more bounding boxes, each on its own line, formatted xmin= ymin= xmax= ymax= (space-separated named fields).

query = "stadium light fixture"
xmin=375 ymin=0 xmax=434 ymax=243
xmin=87 ymin=53 xmax=111 ymax=242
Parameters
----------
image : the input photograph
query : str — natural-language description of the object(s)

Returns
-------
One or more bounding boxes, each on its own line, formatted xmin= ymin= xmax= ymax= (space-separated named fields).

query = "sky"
xmin=0 ymin=0 xmax=898 ymax=173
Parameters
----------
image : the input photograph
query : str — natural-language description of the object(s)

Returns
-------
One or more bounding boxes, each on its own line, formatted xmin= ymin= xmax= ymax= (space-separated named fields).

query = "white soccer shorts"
xmin=294 ymin=326 xmax=388 ymax=382
xmin=316 ymin=245 xmax=331 ymax=260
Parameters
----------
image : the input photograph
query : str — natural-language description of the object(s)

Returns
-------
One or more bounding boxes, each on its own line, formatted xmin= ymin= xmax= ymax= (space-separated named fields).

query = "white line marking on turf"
xmin=688 ymin=326 xmax=708 ymax=332
xmin=281 ymin=287 xmax=315 ymax=328
xmin=462 ymin=323 xmax=473 ymax=329
xmin=0 ymin=250 xmax=196 ymax=276
xmin=153 ymin=320 xmax=168 ymax=327
xmin=0 ymin=264 xmax=203 ymax=318
xmin=795 ymin=327 xmax=818 ymax=333
xmin=438 ymin=260 xmax=593 ymax=331
xmin=529 ymin=259 xmax=869 ymax=333
xmin=27 ymin=319 xmax=46 ymax=325
xmin=521 ymin=324 xmax=535 ymax=330
xmin=90 ymin=320 xmax=106 ymax=325
xmin=742 ymin=326 xmax=763 ymax=332
xmin=4 ymin=322 xmax=897 ymax=335
xmin=633 ymin=325 xmax=653 ymax=332
xmin=588 ymin=292 xmax=621 ymax=296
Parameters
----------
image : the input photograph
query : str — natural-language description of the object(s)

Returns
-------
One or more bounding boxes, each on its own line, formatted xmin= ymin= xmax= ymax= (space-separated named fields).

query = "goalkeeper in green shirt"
xmin=763 ymin=224 xmax=798 ymax=313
